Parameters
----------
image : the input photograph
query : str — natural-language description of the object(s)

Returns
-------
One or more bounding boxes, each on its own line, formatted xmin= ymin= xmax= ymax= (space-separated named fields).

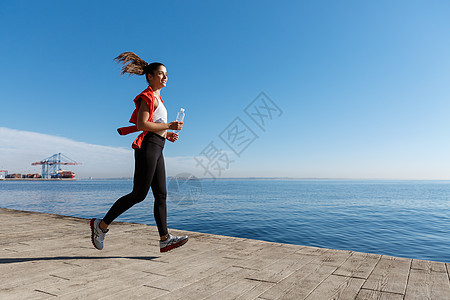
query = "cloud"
xmin=0 ymin=127 xmax=209 ymax=179
xmin=0 ymin=127 xmax=135 ymax=178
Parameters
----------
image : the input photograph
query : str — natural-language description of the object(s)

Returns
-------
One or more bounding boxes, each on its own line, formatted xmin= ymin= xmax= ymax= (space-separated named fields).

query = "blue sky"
xmin=1 ymin=1 xmax=450 ymax=179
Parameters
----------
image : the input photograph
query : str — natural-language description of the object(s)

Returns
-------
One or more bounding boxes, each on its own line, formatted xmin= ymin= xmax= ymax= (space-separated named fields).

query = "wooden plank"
xmin=145 ymin=246 xmax=231 ymax=277
xmin=218 ymin=242 xmax=282 ymax=263
xmin=0 ymin=289 xmax=56 ymax=300
xmin=258 ymin=263 xmax=336 ymax=300
xmin=57 ymin=267 xmax=165 ymax=299
xmin=152 ymin=266 xmax=257 ymax=300
xmin=245 ymin=252 xmax=315 ymax=283
xmin=362 ymin=255 xmax=411 ymax=294
xmin=0 ymin=260 xmax=74 ymax=290
xmin=333 ymin=252 xmax=381 ymax=279
xmin=304 ymin=274 xmax=365 ymax=300
xmin=315 ymin=249 xmax=353 ymax=268
xmin=97 ymin=285 xmax=170 ymax=300
xmin=0 ymin=260 xmax=64 ymax=283
xmin=252 ymin=248 xmax=352 ymax=299
xmin=404 ymin=268 xmax=450 ymax=300
xmin=203 ymin=278 xmax=265 ymax=300
xmin=236 ymin=281 xmax=276 ymax=300
xmin=231 ymin=244 xmax=300 ymax=271
xmin=143 ymin=259 xmax=232 ymax=292
xmin=294 ymin=245 xmax=328 ymax=256
xmin=411 ymin=259 xmax=447 ymax=273
xmin=356 ymin=289 xmax=404 ymax=300
xmin=52 ymin=267 xmax=164 ymax=297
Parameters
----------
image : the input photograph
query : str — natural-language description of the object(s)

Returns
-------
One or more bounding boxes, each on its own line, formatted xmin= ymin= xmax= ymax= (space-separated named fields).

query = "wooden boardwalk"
xmin=1 ymin=208 xmax=449 ymax=299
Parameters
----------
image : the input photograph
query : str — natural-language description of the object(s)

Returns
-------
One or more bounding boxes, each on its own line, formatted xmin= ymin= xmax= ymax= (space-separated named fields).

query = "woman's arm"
xmin=136 ymin=99 xmax=183 ymax=132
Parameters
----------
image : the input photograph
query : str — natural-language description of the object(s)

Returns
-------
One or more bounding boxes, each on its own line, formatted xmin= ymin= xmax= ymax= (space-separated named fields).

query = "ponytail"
xmin=114 ymin=52 xmax=148 ymax=76
xmin=114 ymin=52 xmax=165 ymax=83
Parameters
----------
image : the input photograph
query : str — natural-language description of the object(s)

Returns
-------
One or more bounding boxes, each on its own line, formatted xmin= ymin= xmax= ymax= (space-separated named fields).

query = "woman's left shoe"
xmin=160 ymin=233 xmax=189 ymax=252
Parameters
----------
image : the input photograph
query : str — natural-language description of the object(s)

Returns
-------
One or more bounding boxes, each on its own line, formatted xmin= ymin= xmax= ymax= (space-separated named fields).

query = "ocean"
xmin=0 ymin=179 xmax=449 ymax=263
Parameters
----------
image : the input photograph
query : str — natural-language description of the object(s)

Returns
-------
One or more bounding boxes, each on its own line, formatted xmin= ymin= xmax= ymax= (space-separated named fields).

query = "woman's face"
xmin=147 ymin=66 xmax=167 ymax=89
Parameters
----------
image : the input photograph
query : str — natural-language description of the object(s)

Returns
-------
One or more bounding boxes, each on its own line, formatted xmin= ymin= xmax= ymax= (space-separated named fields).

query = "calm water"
xmin=0 ymin=179 xmax=449 ymax=263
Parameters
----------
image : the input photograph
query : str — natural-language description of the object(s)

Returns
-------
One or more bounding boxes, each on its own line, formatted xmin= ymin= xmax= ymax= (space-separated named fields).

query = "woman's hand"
xmin=168 ymin=121 xmax=183 ymax=131
xmin=166 ymin=131 xmax=179 ymax=142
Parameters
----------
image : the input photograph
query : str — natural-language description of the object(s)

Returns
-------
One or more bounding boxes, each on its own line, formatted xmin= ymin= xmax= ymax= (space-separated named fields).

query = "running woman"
xmin=90 ymin=52 xmax=188 ymax=253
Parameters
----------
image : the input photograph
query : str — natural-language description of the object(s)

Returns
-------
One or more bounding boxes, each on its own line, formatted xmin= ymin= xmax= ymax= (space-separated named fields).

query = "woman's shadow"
xmin=0 ymin=256 xmax=159 ymax=264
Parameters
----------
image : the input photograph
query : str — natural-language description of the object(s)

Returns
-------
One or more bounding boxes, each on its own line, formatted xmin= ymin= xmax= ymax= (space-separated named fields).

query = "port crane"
xmin=31 ymin=153 xmax=81 ymax=179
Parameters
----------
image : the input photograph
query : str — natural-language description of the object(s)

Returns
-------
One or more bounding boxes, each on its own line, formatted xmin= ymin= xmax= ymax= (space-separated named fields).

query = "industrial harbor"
xmin=0 ymin=153 xmax=81 ymax=180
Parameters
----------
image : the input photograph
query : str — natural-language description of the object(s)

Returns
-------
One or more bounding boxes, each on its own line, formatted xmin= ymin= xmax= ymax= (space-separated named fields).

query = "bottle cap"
xmin=180 ymin=108 xmax=185 ymax=112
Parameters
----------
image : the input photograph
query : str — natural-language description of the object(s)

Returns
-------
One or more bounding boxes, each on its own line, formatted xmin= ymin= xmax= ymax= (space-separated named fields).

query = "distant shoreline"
xmin=0 ymin=178 xmax=75 ymax=181
xmin=71 ymin=177 xmax=450 ymax=182
xmin=2 ymin=176 xmax=449 ymax=182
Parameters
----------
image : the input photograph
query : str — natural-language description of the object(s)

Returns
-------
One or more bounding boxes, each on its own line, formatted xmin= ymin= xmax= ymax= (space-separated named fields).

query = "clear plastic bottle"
xmin=174 ymin=108 xmax=185 ymax=134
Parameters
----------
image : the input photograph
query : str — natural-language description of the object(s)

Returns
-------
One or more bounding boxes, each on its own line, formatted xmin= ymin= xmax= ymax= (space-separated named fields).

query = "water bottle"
xmin=174 ymin=108 xmax=185 ymax=134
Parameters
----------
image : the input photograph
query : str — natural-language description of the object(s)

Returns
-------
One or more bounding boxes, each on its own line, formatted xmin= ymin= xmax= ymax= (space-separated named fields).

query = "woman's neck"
xmin=151 ymin=86 xmax=161 ymax=98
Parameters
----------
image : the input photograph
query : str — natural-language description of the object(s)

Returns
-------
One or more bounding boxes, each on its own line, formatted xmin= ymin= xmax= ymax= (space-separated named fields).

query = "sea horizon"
xmin=73 ymin=177 xmax=450 ymax=182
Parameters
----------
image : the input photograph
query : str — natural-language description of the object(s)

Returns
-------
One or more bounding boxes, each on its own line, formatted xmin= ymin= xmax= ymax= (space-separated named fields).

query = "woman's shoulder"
xmin=138 ymin=86 xmax=154 ymax=99
xmin=134 ymin=86 xmax=155 ymax=105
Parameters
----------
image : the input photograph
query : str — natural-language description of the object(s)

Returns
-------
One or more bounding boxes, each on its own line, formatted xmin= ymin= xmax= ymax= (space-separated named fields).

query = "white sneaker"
xmin=90 ymin=218 xmax=108 ymax=250
xmin=160 ymin=233 xmax=188 ymax=252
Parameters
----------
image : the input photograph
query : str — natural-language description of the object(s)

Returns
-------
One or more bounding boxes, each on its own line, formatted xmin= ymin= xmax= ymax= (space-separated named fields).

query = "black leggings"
xmin=102 ymin=132 xmax=168 ymax=237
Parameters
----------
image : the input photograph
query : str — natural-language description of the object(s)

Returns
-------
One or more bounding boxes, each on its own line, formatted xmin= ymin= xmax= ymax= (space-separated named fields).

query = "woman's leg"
xmin=151 ymin=153 xmax=168 ymax=237
xmin=102 ymin=142 xmax=162 ymax=225
xmin=150 ymin=153 xmax=189 ymax=253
